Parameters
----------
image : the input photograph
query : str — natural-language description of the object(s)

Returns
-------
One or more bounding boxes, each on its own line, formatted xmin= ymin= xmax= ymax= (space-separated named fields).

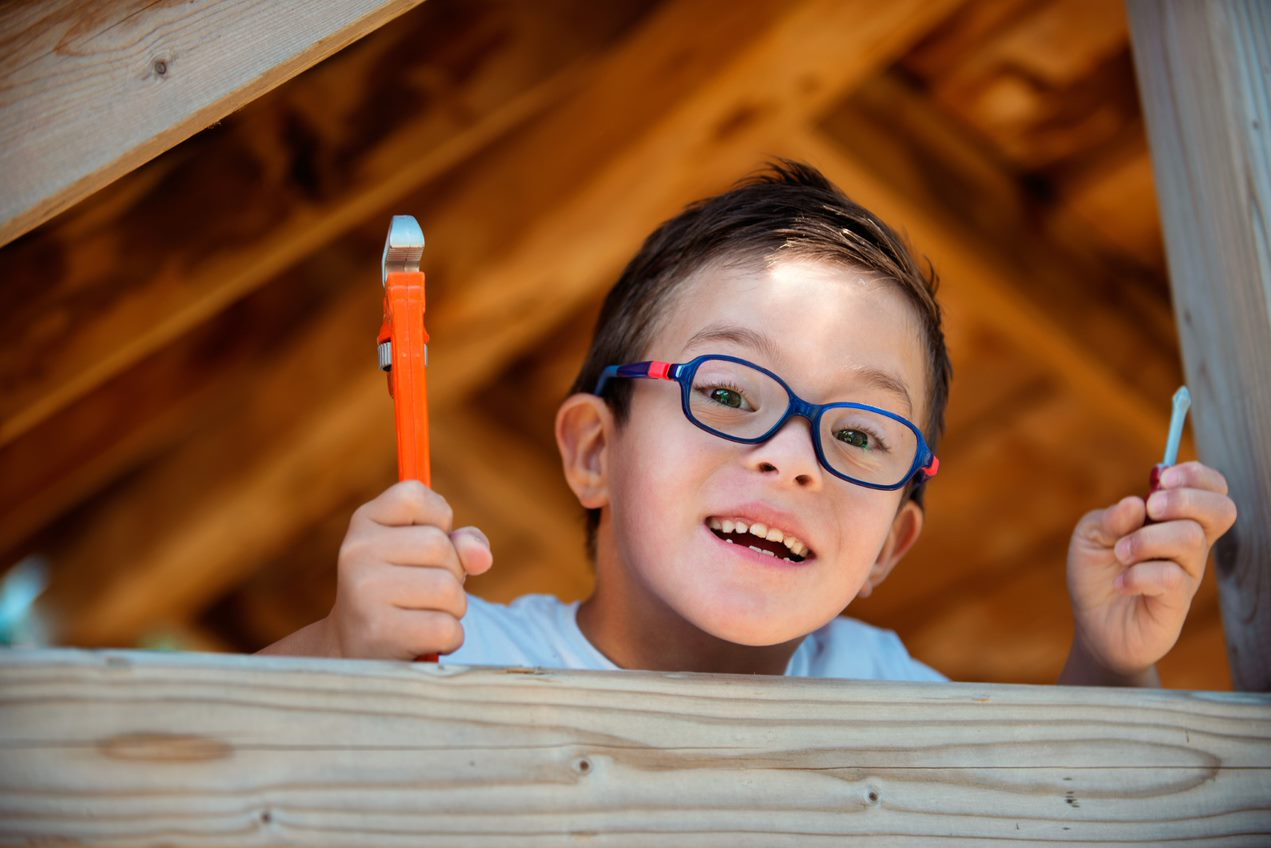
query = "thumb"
xmin=451 ymin=526 xmax=494 ymax=577
xmin=1077 ymin=496 xmax=1145 ymax=549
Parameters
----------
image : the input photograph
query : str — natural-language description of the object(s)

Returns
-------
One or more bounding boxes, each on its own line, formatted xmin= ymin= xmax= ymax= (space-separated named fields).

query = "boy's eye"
xmin=835 ymin=428 xmax=873 ymax=449
xmin=709 ymin=388 xmax=745 ymax=408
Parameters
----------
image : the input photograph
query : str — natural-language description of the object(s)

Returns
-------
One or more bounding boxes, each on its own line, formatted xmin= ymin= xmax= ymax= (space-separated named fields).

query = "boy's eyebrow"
xmin=847 ymin=365 xmax=914 ymax=418
xmin=685 ymin=323 xmax=783 ymax=363
xmin=683 ymin=322 xmax=914 ymax=416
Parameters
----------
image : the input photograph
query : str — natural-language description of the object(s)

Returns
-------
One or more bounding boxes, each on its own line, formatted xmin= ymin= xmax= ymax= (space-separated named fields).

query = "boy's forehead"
xmin=652 ymin=258 xmax=929 ymax=417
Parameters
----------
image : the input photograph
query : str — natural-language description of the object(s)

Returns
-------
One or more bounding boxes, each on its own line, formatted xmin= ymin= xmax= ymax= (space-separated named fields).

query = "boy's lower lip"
xmin=702 ymin=524 xmax=812 ymax=569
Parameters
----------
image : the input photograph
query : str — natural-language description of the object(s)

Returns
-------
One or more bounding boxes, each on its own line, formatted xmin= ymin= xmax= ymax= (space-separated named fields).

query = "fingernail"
xmin=1115 ymin=539 xmax=1131 ymax=563
xmin=1160 ymin=467 xmax=1177 ymax=487
xmin=1114 ymin=573 xmax=1126 ymax=591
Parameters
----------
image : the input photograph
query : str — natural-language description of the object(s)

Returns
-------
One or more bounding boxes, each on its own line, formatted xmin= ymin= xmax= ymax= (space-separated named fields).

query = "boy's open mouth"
xmin=706 ymin=517 xmax=811 ymax=563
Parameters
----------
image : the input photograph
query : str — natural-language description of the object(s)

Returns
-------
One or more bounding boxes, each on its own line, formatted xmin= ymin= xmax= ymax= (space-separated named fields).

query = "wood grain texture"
xmin=418 ymin=0 xmax=966 ymax=403
xmin=0 ymin=649 xmax=1268 ymax=845
xmin=1127 ymin=0 xmax=1271 ymax=691
xmin=0 ymin=0 xmax=643 ymax=448
xmin=785 ymin=128 xmax=1170 ymax=447
xmin=0 ymin=0 xmax=425 ymax=246
xmin=822 ymin=70 xmax=1181 ymax=413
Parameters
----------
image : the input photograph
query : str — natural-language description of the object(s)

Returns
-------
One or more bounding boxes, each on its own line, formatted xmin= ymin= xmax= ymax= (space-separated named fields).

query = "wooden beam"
xmin=782 ymin=128 xmax=1171 ymax=446
xmin=422 ymin=0 xmax=966 ymax=403
xmin=0 ymin=0 xmax=636 ymax=448
xmin=3 ymin=650 xmax=1270 ymax=843
xmin=1127 ymin=0 xmax=1271 ymax=691
xmin=0 ymin=0 xmax=425 ymax=246
xmin=820 ymin=70 xmax=1181 ymax=411
xmin=32 ymin=238 xmax=591 ymax=645
xmin=34 ymin=247 xmax=394 ymax=646
xmin=0 ymin=270 xmax=321 ymax=561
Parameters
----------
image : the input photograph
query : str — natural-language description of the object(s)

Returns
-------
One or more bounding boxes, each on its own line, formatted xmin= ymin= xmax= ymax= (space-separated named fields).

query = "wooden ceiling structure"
xmin=0 ymin=0 xmax=1237 ymax=687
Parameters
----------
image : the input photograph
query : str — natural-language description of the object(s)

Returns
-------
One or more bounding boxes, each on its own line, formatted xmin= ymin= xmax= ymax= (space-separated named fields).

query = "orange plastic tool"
xmin=378 ymin=216 xmax=430 ymax=484
xmin=377 ymin=216 xmax=438 ymax=662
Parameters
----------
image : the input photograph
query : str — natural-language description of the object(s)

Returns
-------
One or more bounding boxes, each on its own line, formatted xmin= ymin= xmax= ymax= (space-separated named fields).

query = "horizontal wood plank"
xmin=1 ymin=650 xmax=1269 ymax=845
xmin=0 ymin=0 xmax=425 ymax=246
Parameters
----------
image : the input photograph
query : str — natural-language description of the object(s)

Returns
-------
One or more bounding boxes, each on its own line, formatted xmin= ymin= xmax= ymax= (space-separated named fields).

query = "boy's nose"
xmin=746 ymin=417 xmax=822 ymax=488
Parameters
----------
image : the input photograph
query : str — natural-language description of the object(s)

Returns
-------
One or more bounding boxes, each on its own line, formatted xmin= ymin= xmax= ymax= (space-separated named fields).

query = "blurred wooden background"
xmin=0 ymin=0 xmax=1228 ymax=688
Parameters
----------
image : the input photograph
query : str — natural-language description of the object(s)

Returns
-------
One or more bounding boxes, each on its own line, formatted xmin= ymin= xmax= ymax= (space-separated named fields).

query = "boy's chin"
xmin=692 ymin=610 xmax=829 ymax=648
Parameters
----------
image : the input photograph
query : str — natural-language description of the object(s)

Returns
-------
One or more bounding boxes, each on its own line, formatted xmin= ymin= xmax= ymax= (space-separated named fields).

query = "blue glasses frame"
xmin=593 ymin=353 xmax=939 ymax=491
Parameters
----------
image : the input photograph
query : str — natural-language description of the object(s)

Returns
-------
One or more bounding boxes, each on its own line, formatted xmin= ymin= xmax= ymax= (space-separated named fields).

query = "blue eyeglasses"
xmin=594 ymin=354 xmax=939 ymax=490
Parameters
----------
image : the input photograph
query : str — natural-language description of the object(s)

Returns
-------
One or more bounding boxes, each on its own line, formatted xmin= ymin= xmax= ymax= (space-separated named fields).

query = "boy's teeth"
xmin=710 ymin=516 xmax=810 ymax=560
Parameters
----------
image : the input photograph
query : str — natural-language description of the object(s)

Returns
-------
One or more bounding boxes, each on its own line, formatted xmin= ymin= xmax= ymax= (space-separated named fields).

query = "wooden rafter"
xmin=0 ymin=0 xmax=425 ymax=247
xmin=0 ymin=0 xmax=641 ymax=449
xmin=784 ymin=128 xmax=1171 ymax=446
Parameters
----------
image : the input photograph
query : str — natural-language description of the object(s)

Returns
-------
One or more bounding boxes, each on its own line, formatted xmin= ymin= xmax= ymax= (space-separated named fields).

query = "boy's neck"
xmin=576 ymin=584 xmax=804 ymax=676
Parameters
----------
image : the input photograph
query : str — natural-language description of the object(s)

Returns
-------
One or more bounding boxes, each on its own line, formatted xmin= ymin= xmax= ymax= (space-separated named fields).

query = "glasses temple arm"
xmin=592 ymin=361 xmax=677 ymax=395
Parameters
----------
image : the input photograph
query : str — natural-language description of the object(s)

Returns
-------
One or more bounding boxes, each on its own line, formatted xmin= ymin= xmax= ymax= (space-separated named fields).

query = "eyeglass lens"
xmin=687 ymin=358 xmax=919 ymax=486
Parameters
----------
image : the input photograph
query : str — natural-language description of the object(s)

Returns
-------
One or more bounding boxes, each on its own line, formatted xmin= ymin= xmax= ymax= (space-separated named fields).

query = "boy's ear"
xmin=555 ymin=393 xmax=613 ymax=510
xmin=857 ymin=499 xmax=924 ymax=599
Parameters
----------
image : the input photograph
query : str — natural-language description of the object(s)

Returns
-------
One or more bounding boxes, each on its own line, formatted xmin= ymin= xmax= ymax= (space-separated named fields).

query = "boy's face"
xmin=594 ymin=257 xmax=929 ymax=648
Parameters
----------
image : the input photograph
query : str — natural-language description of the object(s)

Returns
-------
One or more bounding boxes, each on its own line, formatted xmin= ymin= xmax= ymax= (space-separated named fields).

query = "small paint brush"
xmin=1149 ymin=386 xmax=1191 ymax=495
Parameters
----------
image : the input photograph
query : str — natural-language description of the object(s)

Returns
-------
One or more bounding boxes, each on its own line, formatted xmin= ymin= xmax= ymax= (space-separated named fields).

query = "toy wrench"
xmin=376 ymin=216 xmax=439 ymax=663
xmin=378 ymin=216 xmax=431 ymax=484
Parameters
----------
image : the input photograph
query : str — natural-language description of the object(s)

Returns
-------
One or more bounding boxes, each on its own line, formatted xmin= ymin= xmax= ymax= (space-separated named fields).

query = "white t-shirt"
xmin=449 ymin=593 xmax=945 ymax=681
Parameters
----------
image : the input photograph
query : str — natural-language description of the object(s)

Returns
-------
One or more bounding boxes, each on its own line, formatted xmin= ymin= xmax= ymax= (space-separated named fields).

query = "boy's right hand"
xmin=324 ymin=481 xmax=493 ymax=660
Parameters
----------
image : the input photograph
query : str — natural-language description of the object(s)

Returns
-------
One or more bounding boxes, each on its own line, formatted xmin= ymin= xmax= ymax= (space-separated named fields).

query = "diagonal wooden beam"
xmin=781 ymin=127 xmax=1170 ymax=446
xmin=422 ymin=0 xmax=967 ymax=402
xmin=0 ymin=0 xmax=425 ymax=246
xmin=0 ymin=0 xmax=635 ymax=448
xmin=40 ymin=376 xmax=591 ymax=648
xmin=820 ymin=70 xmax=1181 ymax=413
xmin=32 ymin=241 xmax=590 ymax=647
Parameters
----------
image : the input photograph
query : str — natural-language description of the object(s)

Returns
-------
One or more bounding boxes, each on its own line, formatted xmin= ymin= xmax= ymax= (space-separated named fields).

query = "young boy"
xmin=261 ymin=162 xmax=1237 ymax=685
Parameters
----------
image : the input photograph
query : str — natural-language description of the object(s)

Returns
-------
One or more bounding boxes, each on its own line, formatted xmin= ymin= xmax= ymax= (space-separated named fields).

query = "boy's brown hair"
xmin=570 ymin=160 xmax=952 ymax=556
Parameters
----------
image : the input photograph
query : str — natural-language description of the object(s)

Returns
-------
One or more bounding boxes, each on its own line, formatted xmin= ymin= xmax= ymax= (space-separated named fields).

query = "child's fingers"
xmin=1115 ymin=518 xmax=1208 ymax=582
xmin=341 ymin=523 xmax=467 ymax=585
xmin=385 ymin=607 xmax=465 ymax=658
xmin=355 ymin=480 xmax=455 ymax=532
xmin=451 ymin=526 xmax=494 ymax=577
xmin=1115 ymin=559 xmax=1195 ymax=601
xmin=1146 ymin=486 xmax=1238 ymax=544
xmin=1077 ymin=496 xmax=1146 ymax=549
xmin=382 ymin=564 xmax=468 ymax=619
xmin=1158 ymin=461 xmax=1229 ymax=495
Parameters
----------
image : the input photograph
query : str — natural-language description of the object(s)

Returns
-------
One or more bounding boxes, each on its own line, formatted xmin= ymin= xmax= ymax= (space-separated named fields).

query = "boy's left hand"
xmin=1065 ymin=461 xmax=1237 ymax=680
